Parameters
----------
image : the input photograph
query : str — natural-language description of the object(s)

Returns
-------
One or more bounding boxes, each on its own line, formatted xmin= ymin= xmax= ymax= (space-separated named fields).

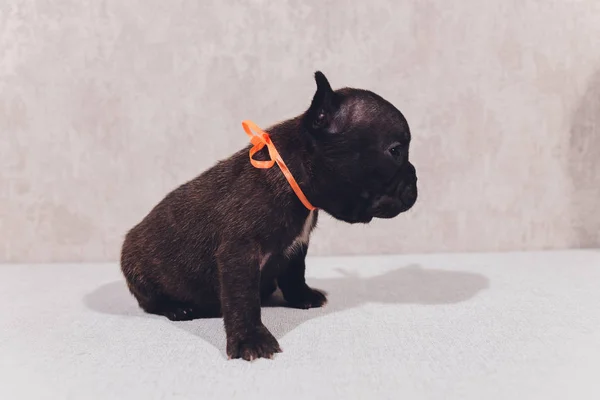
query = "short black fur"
xmin=120 ymin=72 xmax=417 ymax=361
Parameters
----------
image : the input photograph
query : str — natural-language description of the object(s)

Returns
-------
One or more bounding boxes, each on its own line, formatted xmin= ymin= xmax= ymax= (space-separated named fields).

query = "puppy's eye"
xmin=388 ymin=144 xmax=403 ymax=159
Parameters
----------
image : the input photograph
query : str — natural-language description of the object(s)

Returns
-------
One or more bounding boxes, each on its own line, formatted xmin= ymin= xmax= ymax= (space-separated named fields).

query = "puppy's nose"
xmin=402 ymin=162 xmax=417 ymax=182
xmin=398 ymin=162 xmax=417 ymax=207
xmin=400 ymin=184 xmax=417 ymax=206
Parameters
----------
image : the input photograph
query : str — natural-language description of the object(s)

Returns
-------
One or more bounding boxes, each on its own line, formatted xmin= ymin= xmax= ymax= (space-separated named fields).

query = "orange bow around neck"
xmin=241 ymin=120 xmax=316 ymax=211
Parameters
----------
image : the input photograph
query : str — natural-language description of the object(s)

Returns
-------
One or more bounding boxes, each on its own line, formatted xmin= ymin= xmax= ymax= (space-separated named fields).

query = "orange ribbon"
xmin=242 ymin=120 xmax=316 ymax=211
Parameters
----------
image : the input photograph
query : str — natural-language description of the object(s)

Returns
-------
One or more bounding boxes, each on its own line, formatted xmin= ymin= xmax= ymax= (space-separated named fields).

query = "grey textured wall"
xmin=2 ymin=1 xmax=600 ymax=262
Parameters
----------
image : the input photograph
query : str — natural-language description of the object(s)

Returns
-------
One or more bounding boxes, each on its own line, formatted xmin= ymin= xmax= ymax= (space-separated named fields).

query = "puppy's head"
xmin=304 ymin=72 xmax=417 ymax=223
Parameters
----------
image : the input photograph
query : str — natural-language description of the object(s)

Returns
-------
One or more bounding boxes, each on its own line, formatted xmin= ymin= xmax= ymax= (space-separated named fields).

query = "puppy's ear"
xmin=304 ymin=71 xmax=338 ymax=133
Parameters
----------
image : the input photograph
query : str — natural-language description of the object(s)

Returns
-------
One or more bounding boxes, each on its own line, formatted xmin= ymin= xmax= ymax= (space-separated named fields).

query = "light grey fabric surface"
xmin=2 ymin=251 xmax=600 ymax=399
xmin=3 ymin=1 xmax=600 ymax=262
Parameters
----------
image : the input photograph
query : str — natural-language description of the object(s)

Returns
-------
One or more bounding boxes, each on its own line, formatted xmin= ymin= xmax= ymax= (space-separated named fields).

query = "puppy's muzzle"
xmin=399 ymin=162 xmax=417 ymax=207
xmin=369 ymin=162 xmax=418 ymax=219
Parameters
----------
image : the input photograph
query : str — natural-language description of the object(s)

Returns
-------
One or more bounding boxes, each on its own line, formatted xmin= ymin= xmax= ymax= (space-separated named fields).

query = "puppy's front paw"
xmin=227 ymin=325 xmax=282 ymax=361
xmin=287 ymin=286 xmax=327 ymax=310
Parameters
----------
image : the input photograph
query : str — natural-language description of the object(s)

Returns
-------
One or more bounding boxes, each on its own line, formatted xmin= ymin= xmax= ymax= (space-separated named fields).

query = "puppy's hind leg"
xmin=123 ymin=269 xmax=220 ymax=321
xmin=151 ymin=297 xmax=221 ymax=321
xmin=130 ymin=284 xmax=220 ymax=321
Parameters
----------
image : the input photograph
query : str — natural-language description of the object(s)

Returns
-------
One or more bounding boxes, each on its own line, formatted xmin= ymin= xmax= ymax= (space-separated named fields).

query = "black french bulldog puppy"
xmin=120 ymin=72 xmax=417 ymax=361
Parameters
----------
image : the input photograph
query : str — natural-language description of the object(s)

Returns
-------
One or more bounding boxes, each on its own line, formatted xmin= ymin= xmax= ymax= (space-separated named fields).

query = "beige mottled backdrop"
xmin=1 ymin=0 xmax=600 ymax=262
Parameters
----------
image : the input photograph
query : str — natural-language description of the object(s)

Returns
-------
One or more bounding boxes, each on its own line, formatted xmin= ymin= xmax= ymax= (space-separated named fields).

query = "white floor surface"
xmin=1 ymin=250 xmax=600 ymax=399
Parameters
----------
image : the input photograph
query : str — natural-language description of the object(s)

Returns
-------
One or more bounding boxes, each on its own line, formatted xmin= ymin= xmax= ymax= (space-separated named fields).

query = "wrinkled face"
xmin=305 ymin=72 xmax=418 ymax=223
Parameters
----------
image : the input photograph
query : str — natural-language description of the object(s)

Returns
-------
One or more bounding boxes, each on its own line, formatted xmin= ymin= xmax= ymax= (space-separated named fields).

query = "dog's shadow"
xmin=84 ymin=264 xmax=489 ymax=357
